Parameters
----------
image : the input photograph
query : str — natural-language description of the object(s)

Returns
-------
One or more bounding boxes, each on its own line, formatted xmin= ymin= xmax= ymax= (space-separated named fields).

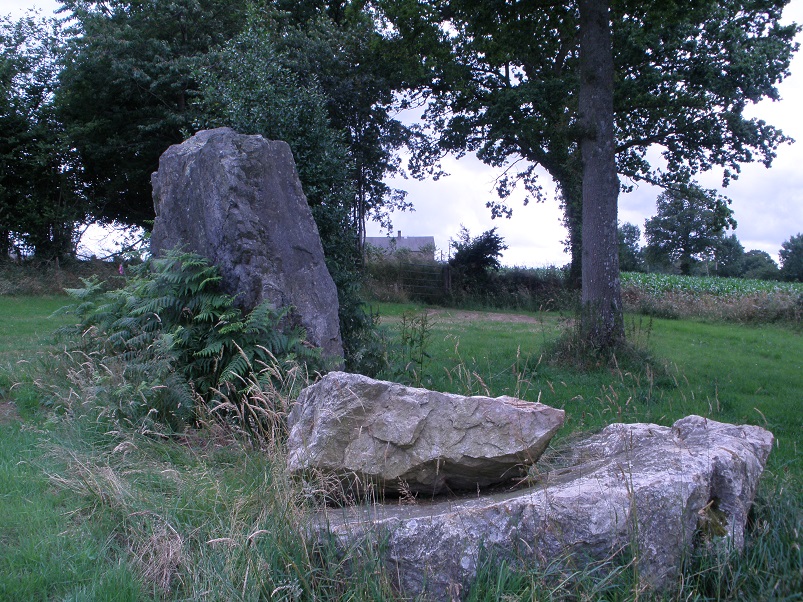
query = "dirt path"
xmin=0 ymin=401 xmax=20 ymax=424
xmin=423 ymin=308 xmax=547 ymax=325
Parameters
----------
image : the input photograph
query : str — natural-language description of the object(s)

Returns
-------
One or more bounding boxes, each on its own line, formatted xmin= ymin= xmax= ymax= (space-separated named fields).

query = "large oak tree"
xmin=379 ymin=0 xmax=798 ymax=346
xmin=644 ymin=183 xmax=737 ymax=275
xmin=380 ymin=0 xmax=798 ymax=280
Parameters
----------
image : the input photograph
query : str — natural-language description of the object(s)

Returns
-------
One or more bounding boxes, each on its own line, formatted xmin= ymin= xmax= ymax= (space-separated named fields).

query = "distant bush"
xmin=449 ymin=265 xmax=576 ymax=312
xmin=448 ymin=227 xmax=507 ymax=286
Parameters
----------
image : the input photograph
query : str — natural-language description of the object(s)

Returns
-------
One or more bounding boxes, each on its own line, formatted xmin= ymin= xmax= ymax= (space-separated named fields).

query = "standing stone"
xmin=150 ymin=128 xmax=343 ymax=359
xmin=287 ymin=372 xmax=566 ymax=495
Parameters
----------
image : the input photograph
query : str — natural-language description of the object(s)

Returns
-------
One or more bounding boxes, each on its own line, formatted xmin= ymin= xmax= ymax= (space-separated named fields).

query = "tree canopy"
xmin=378 ymin=0 xmax=799 ymax=281
xmin=55 ymin=0 xmax=422 ymax=243
xmin=644 ymin=183 xmax=737 ymax=275
xmin=779 ymin=233 xmax=803 ymax=282
xmin=57 ymin=0 xmax=249 ymax=227
xmin=1 ymin=13 xmax=84 ymax=260
xmin=449 ymin=226 xmax=507 ymax=274
xmin=741 ymin=249 xmax=781 ymax=280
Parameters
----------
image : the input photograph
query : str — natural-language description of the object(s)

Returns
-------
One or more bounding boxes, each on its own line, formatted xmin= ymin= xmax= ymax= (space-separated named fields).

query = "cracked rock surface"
xmin=316 ymin=415 xmax=773 ymax=601
xmin=286 ymin=372 xmax=566 ymax=495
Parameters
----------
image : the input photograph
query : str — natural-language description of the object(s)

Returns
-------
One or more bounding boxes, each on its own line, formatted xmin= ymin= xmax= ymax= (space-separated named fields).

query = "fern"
xmin=57 ymin=250 xmax=322 ymax=432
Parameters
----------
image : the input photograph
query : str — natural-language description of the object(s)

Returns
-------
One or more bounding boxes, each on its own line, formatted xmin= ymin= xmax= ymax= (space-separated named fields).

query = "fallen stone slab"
xmin=287 ymin=372 xmax=566 ymax=495
xmin=150 ymin=127 xmax=343 ymax=359
xmin=314 ymin=416 xmax=773 ymax=600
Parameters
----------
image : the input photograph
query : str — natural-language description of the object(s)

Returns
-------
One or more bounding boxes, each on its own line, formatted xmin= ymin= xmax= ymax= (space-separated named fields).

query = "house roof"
xmin=365 ymin=234 xmax=435 ymax=253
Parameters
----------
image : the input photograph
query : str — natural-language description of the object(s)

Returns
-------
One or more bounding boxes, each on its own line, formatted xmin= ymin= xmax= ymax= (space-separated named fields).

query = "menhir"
xmin=150 ymin=127 xmax=343 ymax=359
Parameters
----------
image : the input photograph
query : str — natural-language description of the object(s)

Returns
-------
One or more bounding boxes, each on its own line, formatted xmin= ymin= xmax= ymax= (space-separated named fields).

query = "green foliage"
xmin=621 ymin=271 xmax=802 ymax=323
xmin=779 ymin=233 xmax=803 ymax=282
xmin=645 ymin=183 xmax=737 ymax=275
xmin=254 ymin=4 xmax=420 ymax=240
xmin=0 ymin=13 xmax=85 ymax=260
xmin=58 ymin=250 xmax=319 ymax=430
xmin=58 ymin=0 xmax=248 ymax=226
xmin=622 ymin=271 xmax=803 ymax=299
xmin=618 ymin=222 xmax=644 ymax=272
xmin=449 ymin=226 xmax=508 ymax=288
xmin=56 ymin=0 xmax=419 ymax=251
xmin=197 ymin=20 xmax=353 ymax=217
xmin=740 ymin=249 xmax=781 ymax=281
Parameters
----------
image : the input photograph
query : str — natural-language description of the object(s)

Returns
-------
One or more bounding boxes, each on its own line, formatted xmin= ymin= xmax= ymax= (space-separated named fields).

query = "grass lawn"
xmin=0 ymin=296 xmax=71 ymax=363
xmin=375 ymin=304 xmax=802 ymax=473
xmin=1 ymin=295 xmax=801 ymax=600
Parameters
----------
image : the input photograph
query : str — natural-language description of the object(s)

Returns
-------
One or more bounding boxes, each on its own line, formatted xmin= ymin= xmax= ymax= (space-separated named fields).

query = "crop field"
xmin=620 ymin=272 xmax=803 ymax=322
xmin=621 ymin=272 xmax=803 ymax=297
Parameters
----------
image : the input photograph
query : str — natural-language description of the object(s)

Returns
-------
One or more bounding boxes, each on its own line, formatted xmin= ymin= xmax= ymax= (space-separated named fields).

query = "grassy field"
xmin=1 ymin=295 xmax=801 ymax=600
xmin=373 ymin=303 xmax=802 ymax=471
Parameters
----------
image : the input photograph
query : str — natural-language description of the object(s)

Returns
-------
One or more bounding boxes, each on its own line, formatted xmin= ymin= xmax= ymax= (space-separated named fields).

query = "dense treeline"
xmin=2 ymin=1 xmax=430 ymax=263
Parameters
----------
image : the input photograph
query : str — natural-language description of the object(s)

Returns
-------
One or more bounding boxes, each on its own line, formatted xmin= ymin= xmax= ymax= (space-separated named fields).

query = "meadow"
xmin=0 ymin=284 xmax=801 ymax=600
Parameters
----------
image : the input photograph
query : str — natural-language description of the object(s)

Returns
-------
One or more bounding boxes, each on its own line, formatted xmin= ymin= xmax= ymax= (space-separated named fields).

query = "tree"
xmin=449 ymin=226 xmax=507 ymax=292
xmin=0 ymin=13 xmax=85 ymax=260
xmin=196 ymin=20 xmax=355 ymax=262
xmin=449 ymin=226 xmax=507 ymax=273
xmin=58 ymin=0 xmax=249 ymax=227
xmin=714 ymin=233 xmax=744 ymax=277
xmin=57 ymin=0 xmax=424 ymax=246
xmin=644 ymin=183 xmax=736 ymax=275
xmin=379 ymin=0 xmax=798 ymax=283
xmin=618 ymin=222 xmax=643 ymax=272
xmin=578 ymin=0 xmax=622 ymax=346
xmin=255 ymin=5 xmax=422 ymax=250
xmin=779 ymin=233 xmax=803 ymax=282
xmin=741 ymin=249 xmax=780 ymax=280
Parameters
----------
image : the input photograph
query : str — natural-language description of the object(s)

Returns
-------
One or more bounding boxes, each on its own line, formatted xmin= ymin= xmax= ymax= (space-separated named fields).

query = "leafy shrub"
xmin=449 ymin=227 xmax=507 ymax=289
xmin=57 ymin=250 xmax=320 ymax=430
xmin=448 ymin=265 xmax=575 ymax=312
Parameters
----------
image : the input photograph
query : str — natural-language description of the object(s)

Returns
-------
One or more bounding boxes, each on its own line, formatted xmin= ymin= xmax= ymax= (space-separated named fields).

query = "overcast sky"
xmin=6 ymin=0 xmax=803 ymax=267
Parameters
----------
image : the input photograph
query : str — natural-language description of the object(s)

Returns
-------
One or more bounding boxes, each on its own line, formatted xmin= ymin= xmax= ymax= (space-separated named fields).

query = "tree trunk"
xmin=578 ymin=0 xmax=623 ymax=348
xmin=560 ymin=184 xmax=583 ymax=289
xmin=0 ymin=229 xmax=9 ymax=259
xmin=680 ymin=253 xmax=693 ymax=275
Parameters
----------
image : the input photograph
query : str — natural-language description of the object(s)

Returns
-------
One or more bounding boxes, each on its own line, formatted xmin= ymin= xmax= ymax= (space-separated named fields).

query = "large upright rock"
xmin=287 ymin=372 xmax=566 ymax=495
xmin=316 ymin=416 xmax=774 ymax=600
xmin=151 ymin=127 xmax=343 ymax=359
